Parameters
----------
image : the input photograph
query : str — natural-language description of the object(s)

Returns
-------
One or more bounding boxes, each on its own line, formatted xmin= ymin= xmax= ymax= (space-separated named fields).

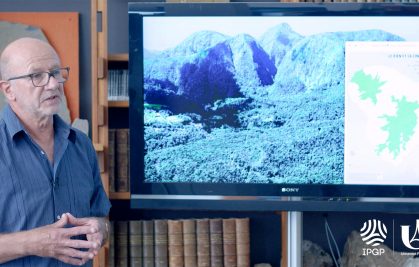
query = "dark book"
xmin=108 ymin=129 xmax=116 ymax=193
xmin=116 ymin=128 xmax=129 ymax=192
xmin=236 ymin=218 xmax=250 ymax=267
xmin=142 ymin=220 xmax=154 ymax=267
xmin=168 ymin=220 xmax=184 ymax=267
xmin=209 ymin=219 xmax=223 ymax=267
xmin=129 ymin=220 xmax=143 ymax=267
xmin=116 ymin=221 xmax=129 ymax=267
xmin=223 ymin=218 xmax=237 ymax=267
xmin=109 ymin=221 xmax=115 ymax=267
xmin=197 ymin=219 xmax=210 ymax=267
xmin=127 ymin=129 xmax=130 ymax=191
xmin=154 ymin=220 xmax=168 ymax=267
xmin=183 ymin=219 xmax=197 ymax=267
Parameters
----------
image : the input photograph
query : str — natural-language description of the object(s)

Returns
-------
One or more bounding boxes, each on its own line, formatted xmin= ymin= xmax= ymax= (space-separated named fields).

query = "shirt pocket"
xmin=74 ymin=176 xmax=94 ymax=218
xmin=63 ymin=156 xmax=94 ymax=219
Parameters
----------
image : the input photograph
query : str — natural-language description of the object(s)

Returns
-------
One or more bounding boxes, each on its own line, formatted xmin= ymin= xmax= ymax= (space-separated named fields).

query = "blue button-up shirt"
xmin=0 ymin=105 xmax=111 ymax=266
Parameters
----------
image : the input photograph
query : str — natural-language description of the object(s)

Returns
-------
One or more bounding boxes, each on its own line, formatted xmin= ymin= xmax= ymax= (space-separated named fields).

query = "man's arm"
xmin=0 ymin=213 xmax=100 ymax=266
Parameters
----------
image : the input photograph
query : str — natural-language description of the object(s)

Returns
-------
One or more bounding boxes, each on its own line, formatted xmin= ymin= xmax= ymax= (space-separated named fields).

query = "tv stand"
xmin=287 ymin=211 xmax=303 ymax=267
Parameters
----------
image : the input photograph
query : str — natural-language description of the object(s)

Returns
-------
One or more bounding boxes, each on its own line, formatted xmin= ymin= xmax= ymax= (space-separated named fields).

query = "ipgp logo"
xmin=360 ymin=219 xmax=387 ymax=256
xmin=401 ymin=219 xmax=419 ymax=250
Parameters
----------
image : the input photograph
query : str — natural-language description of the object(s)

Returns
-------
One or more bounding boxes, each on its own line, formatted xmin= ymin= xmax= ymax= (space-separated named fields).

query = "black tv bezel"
xmin=129 ymin=2 xmax=419 ymax=211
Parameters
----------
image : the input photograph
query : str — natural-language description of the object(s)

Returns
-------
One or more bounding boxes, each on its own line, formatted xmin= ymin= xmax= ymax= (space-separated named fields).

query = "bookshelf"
xmin=107 ymin=53 xmax=129 ymax=108
xmin=107 ymin=53 xmax=130 ymax=198
xmin=108 ymin=55 xmax=129 ymax=104
xmin=109 ymin=100 xmax=129 ymax=108
xmin=110 ymin=192 xmax=130 ymax=200
xmin=109 ymin=53 xmax=129 ymax=62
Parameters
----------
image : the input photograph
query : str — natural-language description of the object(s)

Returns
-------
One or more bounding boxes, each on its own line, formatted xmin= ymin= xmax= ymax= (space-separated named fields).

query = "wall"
xmin=108 ymin=0 xmax=164 ymax=54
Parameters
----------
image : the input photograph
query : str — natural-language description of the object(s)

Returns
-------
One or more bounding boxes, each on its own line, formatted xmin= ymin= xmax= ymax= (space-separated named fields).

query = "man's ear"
xmin=0 ymin=80 xmax=16 ymax=101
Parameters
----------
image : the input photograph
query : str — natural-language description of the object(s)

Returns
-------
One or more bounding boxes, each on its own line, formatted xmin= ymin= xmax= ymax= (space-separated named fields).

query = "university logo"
xmin=360 ymin=219 xmax=387 ymax=256
xmin=401 ymin=219 xmax=419 ymax=250
xmin=360 ymin=219 xmax=387 ymax=246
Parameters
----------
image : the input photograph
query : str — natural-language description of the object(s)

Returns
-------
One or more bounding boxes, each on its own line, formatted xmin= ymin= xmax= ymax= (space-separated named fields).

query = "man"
xmin=0 ymin=37 xmax=111 ymax=266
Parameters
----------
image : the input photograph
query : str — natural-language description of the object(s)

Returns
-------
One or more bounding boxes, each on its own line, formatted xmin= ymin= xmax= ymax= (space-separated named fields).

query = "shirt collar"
xmin=2 ymin=104 xmax=76 ymax=142
xmin=2 ymin=104 xmax=24 ymax=139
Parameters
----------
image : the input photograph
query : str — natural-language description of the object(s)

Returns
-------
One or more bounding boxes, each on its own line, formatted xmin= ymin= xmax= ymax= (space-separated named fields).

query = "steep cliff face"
xmin=272 ymin=30 xmax=404 ymax=95
xmin=259 ymin=22 xmax=303 ymax=67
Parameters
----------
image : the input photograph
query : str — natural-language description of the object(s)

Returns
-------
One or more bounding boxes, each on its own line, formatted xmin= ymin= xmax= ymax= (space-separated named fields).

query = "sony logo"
xmin=281 ymin=187 xmax=300 ymax=193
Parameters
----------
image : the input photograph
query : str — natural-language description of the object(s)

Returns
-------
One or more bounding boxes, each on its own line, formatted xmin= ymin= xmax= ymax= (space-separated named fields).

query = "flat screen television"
xmin=129 ymin=2 xmax=419 ymax=211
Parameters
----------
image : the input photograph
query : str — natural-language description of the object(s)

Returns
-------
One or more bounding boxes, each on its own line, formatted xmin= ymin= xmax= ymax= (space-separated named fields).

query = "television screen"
xmin=129 ymin=3 xmax=419 ymax=210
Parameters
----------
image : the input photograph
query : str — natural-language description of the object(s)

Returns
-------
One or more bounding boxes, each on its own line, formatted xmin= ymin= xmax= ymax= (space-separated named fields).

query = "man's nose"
xmin=44 ymin=74 xmax=60 ymax=89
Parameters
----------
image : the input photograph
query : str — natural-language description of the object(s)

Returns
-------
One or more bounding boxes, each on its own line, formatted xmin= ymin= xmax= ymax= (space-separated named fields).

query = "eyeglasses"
xmin=7 ymin=67 xmax=70 ymax=87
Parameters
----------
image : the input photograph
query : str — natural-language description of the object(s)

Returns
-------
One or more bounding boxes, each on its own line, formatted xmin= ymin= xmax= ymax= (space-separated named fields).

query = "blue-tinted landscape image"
xmin=141 ymin=17 xmax=416 ymax=184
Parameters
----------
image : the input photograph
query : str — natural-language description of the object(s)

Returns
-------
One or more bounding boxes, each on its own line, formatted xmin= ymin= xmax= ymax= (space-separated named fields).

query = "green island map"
xmin=351 ymin=70 xmax=419 ymax=159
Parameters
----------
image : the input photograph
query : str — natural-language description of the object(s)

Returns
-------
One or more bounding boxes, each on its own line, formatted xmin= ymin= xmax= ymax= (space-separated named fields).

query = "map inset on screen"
xmin=345 ymin=42 xmax=419 ymax=185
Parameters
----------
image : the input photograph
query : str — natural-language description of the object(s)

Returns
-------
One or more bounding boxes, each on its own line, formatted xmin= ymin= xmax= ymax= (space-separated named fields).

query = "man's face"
xmin=6 ymin=42 xmax=64 ymax=119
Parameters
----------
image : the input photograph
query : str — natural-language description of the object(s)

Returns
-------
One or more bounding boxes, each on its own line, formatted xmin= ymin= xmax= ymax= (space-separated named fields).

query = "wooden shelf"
xmin=110 ymin=192 xmax=130 ymax=200
xmin=108 ymin=100 xmax=129 ymax=108
xmin=93 ymin=143 xmax=104 ymax=152
xmin=108 ymin=53 xmax=128 ymax=62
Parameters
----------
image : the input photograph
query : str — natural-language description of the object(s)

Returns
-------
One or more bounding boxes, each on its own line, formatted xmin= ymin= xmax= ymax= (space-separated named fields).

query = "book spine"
xmin=236 ymin=218 xmax=250 ymax=267
xmin=116 ymin=128 xmax=129 ymax=192
xmin=108 ymin=69 xmax=115 ymax=100
xmin=123 ymin=69 xmax=129 ymax=100
xmin=117 ymin=69 xmax=122 ymax=100
xmin=127 ymin=128 xmax=130 ymax=191
xmin=223 ymin=218 xmax=237 ymax=267
xmin=129 ymin=220 xmax=143 ymax=267
xmin=183 ymin=219 xmax=197 ymax=267
xmin=108 ymin=129 xmax=116 ymax=193
xmin=116 ymin=221 xmax=129 ymax=267
xmin=142 ymin=220 xmax=155 ymax=267
xmin=154 ymin=220 xmax=169 ymax=267
xmin=209 ymin=219 xmax=223 ymax=267
xmin=109 ymin=221 xmax=115 ymax=267
xmin=168 ymin=220 xmax=184 ymax=267
xmin=196 ymin=219 xmax=210 ymax=267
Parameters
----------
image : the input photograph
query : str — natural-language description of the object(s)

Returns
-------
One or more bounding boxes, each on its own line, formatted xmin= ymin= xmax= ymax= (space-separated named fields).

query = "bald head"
xmin=0 ymin=38 xmax=60 ymax=80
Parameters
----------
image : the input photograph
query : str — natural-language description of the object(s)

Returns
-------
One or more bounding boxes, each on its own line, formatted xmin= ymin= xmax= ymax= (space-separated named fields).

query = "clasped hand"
xmin=32 ymin=213 xmax=107 ymax=266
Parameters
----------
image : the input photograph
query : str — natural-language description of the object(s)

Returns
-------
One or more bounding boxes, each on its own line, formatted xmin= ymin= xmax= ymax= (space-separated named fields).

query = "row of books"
xmin=166 ymin=0 xmax=418 ymax=2
xmin=108 ymin=128 xmax=130 ymax=193
xmin=280 ymin=0 xmax=418 ymax=2
xmin=108 ymin=69 xmax=129 ymax=101
xmin=109 ymin=218 xmax=250 ymax=267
